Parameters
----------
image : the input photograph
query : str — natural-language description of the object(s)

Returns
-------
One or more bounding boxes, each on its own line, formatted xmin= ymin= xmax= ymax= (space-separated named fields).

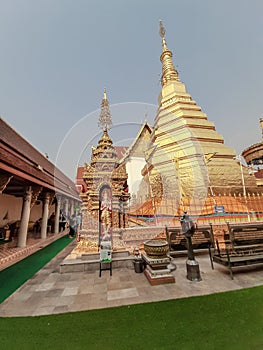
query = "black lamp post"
xmin=180 ymin=212 xmax=202 ymax=282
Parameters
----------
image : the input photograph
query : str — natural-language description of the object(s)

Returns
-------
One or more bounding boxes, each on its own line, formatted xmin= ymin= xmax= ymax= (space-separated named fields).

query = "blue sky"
xmin=1 ymin=0 xmax=263 ymax=179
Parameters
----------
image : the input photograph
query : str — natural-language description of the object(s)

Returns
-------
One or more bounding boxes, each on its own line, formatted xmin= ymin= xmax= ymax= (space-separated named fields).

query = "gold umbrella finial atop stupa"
xmin=159 ymin=20 xmax=168 ymax=50
xmin=159 ymin=20 xmax=179 ymax=86
xmin=98 ymin=87 xmax=112 ymax=131
xmin=103 ymin=87 xmax=107 ymax=100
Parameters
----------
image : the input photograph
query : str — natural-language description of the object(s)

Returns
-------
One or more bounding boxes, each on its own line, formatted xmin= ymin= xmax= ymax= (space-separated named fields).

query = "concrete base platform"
xmin=60 ymin=250 xmax=134 ymax=273
xmin=144 ymin=265 xmax=176 ymax=285
xmin=141 ymin=254 xmax=176 ymax=285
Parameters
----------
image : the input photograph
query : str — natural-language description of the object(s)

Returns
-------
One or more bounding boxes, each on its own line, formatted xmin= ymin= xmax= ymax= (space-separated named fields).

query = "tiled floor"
xmin=0 ymin=241 xmax=262 ymax=317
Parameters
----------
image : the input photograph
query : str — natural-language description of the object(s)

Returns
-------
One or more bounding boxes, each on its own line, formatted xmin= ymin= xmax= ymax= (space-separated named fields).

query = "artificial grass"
xmin=0 ymin=235 xmax=74 ymax=303
xmin=0 ymin=285 xmax=262 ymax=350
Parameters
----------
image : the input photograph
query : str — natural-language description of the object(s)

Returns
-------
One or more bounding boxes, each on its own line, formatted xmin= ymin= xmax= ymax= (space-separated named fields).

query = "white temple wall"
xmin=126 ymin=157 xmax=146 ymax=197
xmin=0 ymin=194 xmax=22 ymax=226
xmin=0 ymin=193 xmax=56 ymax=227
xmin=29 ymin=202 xmax=44 ymax=222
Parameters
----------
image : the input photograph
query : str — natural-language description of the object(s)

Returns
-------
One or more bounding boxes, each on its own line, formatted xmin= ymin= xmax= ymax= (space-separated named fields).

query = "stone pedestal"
xmin=186 ymin=259 xmax=202 ymax=282
xmin=142 ymin=254 xmax=175 ymax=285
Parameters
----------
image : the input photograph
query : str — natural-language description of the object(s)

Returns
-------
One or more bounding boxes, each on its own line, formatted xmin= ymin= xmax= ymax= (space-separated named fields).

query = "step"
xmin=60 ymin=254 xmax=134 ymax=273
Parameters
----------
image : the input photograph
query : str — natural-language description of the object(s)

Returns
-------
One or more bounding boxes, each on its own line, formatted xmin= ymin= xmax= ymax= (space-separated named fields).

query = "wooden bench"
xmin=212 ymin=222 xmax=263 ymax=279
xmin=212 ymin=239 xmax=263 ymax=279
xmin=165 ymin=224 xmax=214 ymax=252
xmin=226 ymin=222 xmax=263 ymax=246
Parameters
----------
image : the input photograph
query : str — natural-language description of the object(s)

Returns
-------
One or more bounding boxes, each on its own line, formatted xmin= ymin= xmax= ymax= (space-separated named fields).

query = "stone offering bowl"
xmin=144 ymin=239 xmax=169 ymax=259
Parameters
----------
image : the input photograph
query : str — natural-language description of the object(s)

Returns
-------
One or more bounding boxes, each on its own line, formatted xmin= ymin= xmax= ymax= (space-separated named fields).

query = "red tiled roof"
xmin=75 ymin=166 xmax=87 ymax=192
xmin=115 ymin=146 xmax=128 ymax=160
xmin=76 ymin=166 xmax=84 ymax=178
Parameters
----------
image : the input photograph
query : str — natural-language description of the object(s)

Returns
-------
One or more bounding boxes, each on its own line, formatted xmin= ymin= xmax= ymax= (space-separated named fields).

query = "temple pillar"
xmin=18 ymin=187 xmax=32 ymax=248
xmin=64 ymin=198 xmax=69 ymax=218
xmin=54 ymin=195 xmax=61 ymax=234
xmin=70 ymin=200 xmax=74 ymax=216
xmin=41 ymin=193 xmax=50 ymax=240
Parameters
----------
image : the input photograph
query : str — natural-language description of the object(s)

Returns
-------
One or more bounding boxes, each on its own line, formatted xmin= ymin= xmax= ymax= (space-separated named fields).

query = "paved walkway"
xmin=0 ymin=241 xmax=262 ymax=317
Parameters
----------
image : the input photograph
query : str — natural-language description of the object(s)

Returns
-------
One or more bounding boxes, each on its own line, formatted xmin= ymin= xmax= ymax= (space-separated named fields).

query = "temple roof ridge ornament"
xmin=159 ymin=20 xmax=180 ymax=86
xmin=98 ymin=87 xmax=113 ymax=131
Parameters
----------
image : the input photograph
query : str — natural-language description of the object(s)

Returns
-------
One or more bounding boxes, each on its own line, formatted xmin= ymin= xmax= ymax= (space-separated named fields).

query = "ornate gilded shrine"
xmin=80 ymin=89 xmax=130 ymax=246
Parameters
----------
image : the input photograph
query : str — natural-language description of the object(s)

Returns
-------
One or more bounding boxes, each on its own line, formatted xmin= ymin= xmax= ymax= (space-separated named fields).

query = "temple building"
xmin=119 ymin=121 xmax=152 ymax=205
xmin=0 ymin=117 xmax=80 ymax=247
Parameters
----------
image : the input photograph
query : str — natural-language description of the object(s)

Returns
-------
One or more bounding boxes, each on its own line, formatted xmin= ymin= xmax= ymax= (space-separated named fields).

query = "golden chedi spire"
xmin=159 ymin=20 xmax=179 ymax=86
xmin=98 ymin=88 xmax=112 ymax=131
xmin=143 ymin=21 xmax=259 ymax=204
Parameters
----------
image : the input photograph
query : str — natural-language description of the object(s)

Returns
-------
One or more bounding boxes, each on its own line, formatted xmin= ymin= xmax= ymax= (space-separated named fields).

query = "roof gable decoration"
xmin=119 ymin=121 xmax=152 ymax=163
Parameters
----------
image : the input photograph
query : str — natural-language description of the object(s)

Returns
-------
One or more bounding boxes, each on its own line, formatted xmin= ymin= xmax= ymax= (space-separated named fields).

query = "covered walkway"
xmin=0 ymin=117 xmax=80 ymax=253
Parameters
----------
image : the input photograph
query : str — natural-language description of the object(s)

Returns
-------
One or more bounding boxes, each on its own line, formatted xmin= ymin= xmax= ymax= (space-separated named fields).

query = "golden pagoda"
xmin=142 ymin=21 xmax=259 ymax=214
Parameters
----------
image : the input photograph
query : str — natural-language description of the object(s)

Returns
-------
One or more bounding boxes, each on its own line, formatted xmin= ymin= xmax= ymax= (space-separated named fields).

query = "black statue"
xmin=180 ymin=211 xmax=201 ymax=281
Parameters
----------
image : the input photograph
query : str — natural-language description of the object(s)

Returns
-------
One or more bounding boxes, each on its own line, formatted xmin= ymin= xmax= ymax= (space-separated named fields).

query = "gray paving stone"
xmin=35 ymin=283 xmax=56 ymax=292
xmin=1 ymin=250 xmax=263 ymax=317
xmin=61 ymin=286 xmax=79 ymax=296
xmin=107 ymin=287 xmax=139 ymax=301
xmin=46 ymin=288 xmax=64 ymax=297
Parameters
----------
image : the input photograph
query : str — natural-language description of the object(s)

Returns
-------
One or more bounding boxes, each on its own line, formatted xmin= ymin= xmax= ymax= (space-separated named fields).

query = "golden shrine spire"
xmin=98 ymin=88 xmax=112 ymax=131
xmin=159 ymin=20 xmax=179 ymax=86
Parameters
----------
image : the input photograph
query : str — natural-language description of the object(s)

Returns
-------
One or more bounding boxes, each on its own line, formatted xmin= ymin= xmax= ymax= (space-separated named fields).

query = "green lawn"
xmin=0 ymin=285 xmax=262 ymax=350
